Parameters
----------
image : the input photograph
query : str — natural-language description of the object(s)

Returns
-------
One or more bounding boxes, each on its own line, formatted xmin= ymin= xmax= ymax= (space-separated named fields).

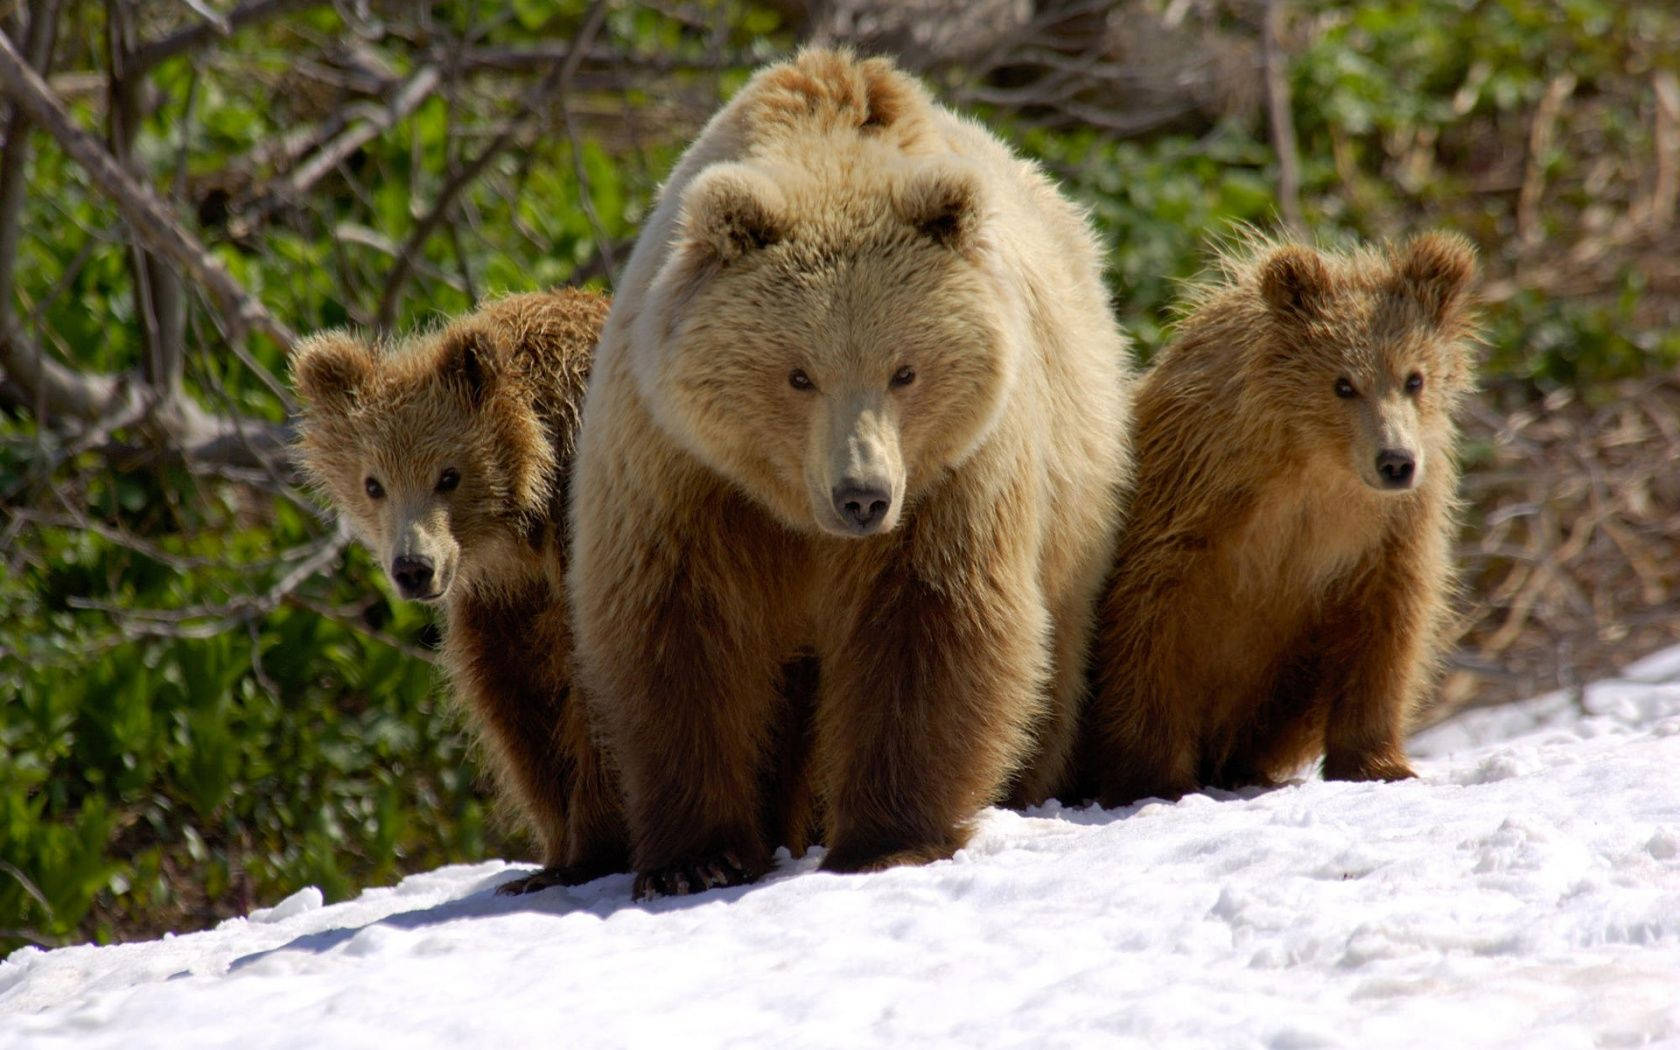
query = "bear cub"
xmin=290 ymin=289 xmax=628 ymax=893
xmin=1086 ymin=231 xmax=1477 ymax=806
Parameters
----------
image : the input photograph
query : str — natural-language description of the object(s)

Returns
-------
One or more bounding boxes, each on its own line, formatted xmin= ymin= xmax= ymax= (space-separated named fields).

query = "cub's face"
xmin=1257 ymin=234 xmax=1477 ymax=495
xmin=289 ymin=326 xmax=552 ymax=601
xmin=647 ymin=159 xmax=1012 ymax=537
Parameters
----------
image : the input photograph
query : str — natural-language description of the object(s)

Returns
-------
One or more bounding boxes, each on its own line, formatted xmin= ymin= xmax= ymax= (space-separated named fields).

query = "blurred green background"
xmin=3 ymin=0 xmax=1677 ymax=952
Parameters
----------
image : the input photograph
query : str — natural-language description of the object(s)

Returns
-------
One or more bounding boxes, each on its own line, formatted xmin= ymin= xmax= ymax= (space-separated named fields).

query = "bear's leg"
xmin=575 ymin=488 xmax=798 ymax=899
xmin=1006 ymin=587 xmax=1100 ymax=807
xmin=761 ymin=652 xmax=819 ymax=859
xmin=816 ymin=542 xmax=1048 ymax=874
xmin=446 ymin=590 xmax=595 ymax=892
xmin=1317 ymin=558 xmax=1427 ymax=783
xmin=1211 ymin=650 xmax=1323 ymax=791
xmin=1085 ymin=588 xmax=1203 ymax=807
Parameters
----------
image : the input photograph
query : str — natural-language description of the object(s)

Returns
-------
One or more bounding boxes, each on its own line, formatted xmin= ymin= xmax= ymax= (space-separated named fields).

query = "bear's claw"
xmin=633 ymin=851 xmax=763 ymax=900
xmin=495 ymin=864 xmax=603 ymax=896
xmin=1323 ymin=753 xmax=1417 ymax=783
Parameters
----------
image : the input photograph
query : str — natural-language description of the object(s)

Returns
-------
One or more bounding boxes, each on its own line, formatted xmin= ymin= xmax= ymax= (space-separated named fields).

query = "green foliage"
xmin=0 ymin=441 xmax=491 ymax=952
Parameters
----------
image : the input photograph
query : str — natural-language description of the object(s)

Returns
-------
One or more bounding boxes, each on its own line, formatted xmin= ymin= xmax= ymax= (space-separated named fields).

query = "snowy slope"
xmin=7 ymin=654 xmax=1680 ymax=1050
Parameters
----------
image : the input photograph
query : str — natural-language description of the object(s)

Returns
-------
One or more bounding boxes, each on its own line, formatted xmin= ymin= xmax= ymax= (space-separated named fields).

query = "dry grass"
xmin=1438 ymin=378 xmax=1680 ymax=719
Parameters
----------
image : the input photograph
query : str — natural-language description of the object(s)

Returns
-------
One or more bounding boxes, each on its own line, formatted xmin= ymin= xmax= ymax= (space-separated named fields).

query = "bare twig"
xmin=174 ymin=0 xmax=232 ymax=35
xmin=109 ymin=0 xmax=189 ymax=417
xmin=0 ymin=29 xmax=296 ymax=351
xmin=0 ymin=860 xmax=53 ymax=921
xmin=73 ymin=520 xmax=354 ymax=640
xmin=1261 ymin=0 xmax=1302 ymax=231
xmin=284 ymin=64 xmax=442 ymax=198
xmin=128 ymin=0 xmax=326 ymax=75
xmin=374 ymin=1 xmax=610 ymax=325
xmin=1516 ymin=72 xmax=1577 ymax=244
xmin=1647 ymin=71 xmax=1679 ymax=231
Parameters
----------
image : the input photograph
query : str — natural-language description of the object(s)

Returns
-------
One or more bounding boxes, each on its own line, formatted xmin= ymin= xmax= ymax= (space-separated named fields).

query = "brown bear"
xmin=289 ymin=289 xmax=630 ymax=894
xmin=1085 ymin=231 xmax=1477 ymax=807
xmin=569 ymin=49 xmax=1135 ymax=898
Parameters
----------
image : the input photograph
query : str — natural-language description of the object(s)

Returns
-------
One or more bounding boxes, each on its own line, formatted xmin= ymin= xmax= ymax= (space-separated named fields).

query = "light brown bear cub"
xmin=571 ymin=50 xmax=1134 ymax=898
xmin=1087 ymin=232 xmax=1476 ymax=807
xmin=290 ymin=289 xmax=628 ymax=893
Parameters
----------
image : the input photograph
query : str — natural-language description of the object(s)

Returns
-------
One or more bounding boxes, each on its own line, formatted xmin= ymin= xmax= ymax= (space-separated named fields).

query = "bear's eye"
xmin=1405 ymin=372 xmax=1424 ymax=395
xmin=789 ymin=369 xmax=815 ymax=391
xmin=1334 ymin=377 xmax=1358 ymax=400
xmin=436 ymin=468 xmax=460 ymax=494
xmin=365 ymin=476 xmax=385 ymax=500
xmin=891 ymin=366 xmax=916 ymax=388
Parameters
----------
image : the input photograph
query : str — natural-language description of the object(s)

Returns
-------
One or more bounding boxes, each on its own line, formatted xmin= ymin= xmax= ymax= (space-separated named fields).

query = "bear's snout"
xmin=1374 ymin=448 xmax=1416 ymax=490
xmin=831 ymin=481 xmax=893 ymax=534
xmin=391 ymin=554 xmax=437 ymax=598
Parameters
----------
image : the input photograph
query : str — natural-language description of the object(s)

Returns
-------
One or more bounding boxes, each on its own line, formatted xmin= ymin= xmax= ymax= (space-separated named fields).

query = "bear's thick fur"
xmin=570 ymin=50 xmax=1134 ymax=897
xmin=1085 ymin=232 xmax=1477 ymax=806
xmin=290 ymin=289 xmax=629 ymax=893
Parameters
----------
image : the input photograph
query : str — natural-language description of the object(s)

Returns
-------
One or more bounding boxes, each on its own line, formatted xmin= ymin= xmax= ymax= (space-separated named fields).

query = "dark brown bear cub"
xmin=1087 ymin=232 xmax=1477 ymax=806
xmin=290 ymin=289 xmax=627 ymax=893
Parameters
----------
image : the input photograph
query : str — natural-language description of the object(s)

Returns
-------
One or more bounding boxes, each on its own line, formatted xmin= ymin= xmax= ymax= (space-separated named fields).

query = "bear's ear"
xmin=679 ymin=164 xmax=786 ymax=263
xmin=1258 ymin=243 xmax=1332 ymax=322
xmin=437 ymin=324 xmax=506 ymax=405
xmin=1396 ymin=231 xmax=1476 ymax=327
xmin=290 ymin=332 xmax=373 ymax=411
xmin=895 ymin=165 xmax=983 ymax=253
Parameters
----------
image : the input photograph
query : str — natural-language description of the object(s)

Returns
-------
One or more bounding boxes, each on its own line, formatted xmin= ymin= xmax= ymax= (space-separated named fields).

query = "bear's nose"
xmin=831 ymin=482 xmax=893 ymax=534
xmin=1375 ymin=449 xmax=1416 ymax=489
xmin=391 ymin=554 xmax=436 ymax=597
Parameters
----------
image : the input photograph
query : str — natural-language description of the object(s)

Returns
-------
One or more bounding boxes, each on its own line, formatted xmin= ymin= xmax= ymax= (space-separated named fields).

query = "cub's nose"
xmin=831 ymin=482 xmax=893 ymax=534
xmin=391 ymin=554 xmax=436 ymax=597
xmin=1375 ymin=449 xmax=1416 ymax=490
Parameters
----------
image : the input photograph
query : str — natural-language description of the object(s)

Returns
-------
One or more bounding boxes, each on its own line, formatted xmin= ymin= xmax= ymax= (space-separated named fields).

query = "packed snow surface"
xmin=8 ymin=652 xmax=1680 ymax=1049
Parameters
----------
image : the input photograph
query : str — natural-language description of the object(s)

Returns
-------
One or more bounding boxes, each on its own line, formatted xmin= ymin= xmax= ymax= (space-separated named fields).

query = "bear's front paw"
xmin=820 ymin=842 xmax=958 ymax=874
xmin=495 ymin=863 xmax=612 ymax=896
xmin=632 ymin=851 xmax=766 ymax=900
xmin=1096 ymin=773 xmax=1199 ymax=809
xmin=1323 ymin=752 xmax=1416 ymax=783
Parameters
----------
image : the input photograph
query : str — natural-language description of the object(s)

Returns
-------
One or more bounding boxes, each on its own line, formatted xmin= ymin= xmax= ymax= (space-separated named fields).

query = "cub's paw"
xmin=820 ymin=841 xmax=957 ymax=875
xmin=495 ymin=864 xmax=607 ymax=896
xmin=632 ymin=851 xmax=766 ymax=900
xmin=1322 ymin=753 xmax=1417 ymax=783
xmin=1096 ymin=775 xmax=1199 ymax=809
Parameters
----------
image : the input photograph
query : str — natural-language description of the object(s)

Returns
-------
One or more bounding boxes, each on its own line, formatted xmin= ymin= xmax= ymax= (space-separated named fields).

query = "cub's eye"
xmin=789 ymin=369 xmax=814 ymax=391
xmin=436 ymin=468 xmax=460 ymax=493
xmin=1405 ymin=372 xmax=1424 ymax=395
xmin=365 ymin=476 xmax=385 ymax=500
xmin=1334 ymin=378 xmax=1358 ymax=400
xmin=891 ymin=366 xmax=916 ymax=388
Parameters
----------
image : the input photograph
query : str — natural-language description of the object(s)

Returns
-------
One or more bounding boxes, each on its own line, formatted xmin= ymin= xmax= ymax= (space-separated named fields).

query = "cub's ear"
xmin=290 ymin=332 xmax=373 ymax=411
xmin=437 ymin=323 xmax=507 ymax=405
xmin=679 ymin=164 xmax=786 ymax=262
xmin=894 ymin=164 xmax=983 ymax=252
xmin=1396 ymin=231 xmax=1476 ymax=327
xmin=1258 ymin=243 xmax=1332 ymax=322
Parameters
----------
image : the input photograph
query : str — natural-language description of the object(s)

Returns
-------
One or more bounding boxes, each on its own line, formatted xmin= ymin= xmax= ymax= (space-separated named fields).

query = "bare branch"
xmin=374 ymin=2 xmax=610 ymax=325
xmin=108 ymin=0 xmax=189 ymax=414
xmin=1261 ymin=0 xmax=1302 ymax=232
xmin=0 ymin=27 xmax=296 ymax=351
xmin=71 ymin=520 xmax=354 ymax=640
xmin=174 ymin=0 xmax=232 ymax=35
xmin=284 ymin=64 xmax=442 ymax=198
xmin=128 ymin=0 xmax=326 ymax=76
xmin=1517 ymin=72 xmax=1577 ymax=244
xmin=0 ymin=0 xmax=63 ymax=331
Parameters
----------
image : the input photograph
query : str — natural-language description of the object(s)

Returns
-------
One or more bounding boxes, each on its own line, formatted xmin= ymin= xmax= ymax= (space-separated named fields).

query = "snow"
xmin=7 ymin=655 xmax=1680 ymax=1049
